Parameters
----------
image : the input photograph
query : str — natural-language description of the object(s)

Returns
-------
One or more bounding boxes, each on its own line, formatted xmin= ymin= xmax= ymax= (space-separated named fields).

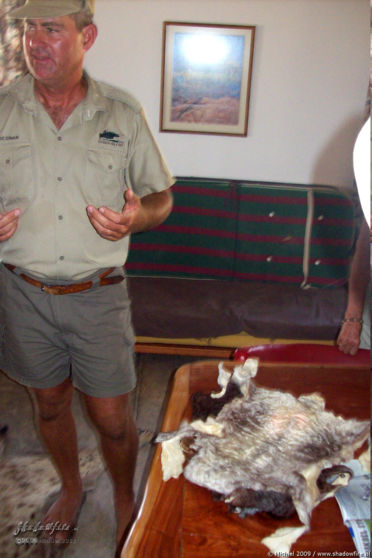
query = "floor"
xmin=0 ymin=353 xmax=202 ymax=558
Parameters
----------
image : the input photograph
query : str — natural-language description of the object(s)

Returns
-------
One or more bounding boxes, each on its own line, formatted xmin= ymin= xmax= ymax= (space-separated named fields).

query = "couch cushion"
xmin=235 ymin=184 xmax=308 ymax=283
xmin=126 ymin=178 xmax=355 ymax=287
xmin=308 ymin=189 xmax=355 ymax=286
xmin=127 ymin=178 xmax=237 ymax=279
xmin=127 ymin=276 xmax=346 ymax=341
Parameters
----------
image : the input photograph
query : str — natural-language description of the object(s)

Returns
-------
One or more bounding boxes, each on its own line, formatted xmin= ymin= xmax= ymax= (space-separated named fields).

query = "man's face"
xmin=23 ymin=15 xmax=87 ymax=86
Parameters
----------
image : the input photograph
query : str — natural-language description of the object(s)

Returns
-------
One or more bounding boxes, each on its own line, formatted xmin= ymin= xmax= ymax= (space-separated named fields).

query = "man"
xmin=336 ymin=217 xmax=370 ymax=355
xmin=336 ymin=116 xmax=370 ymax=356
xmin=0 ymin=0 xmax=174 ymax=552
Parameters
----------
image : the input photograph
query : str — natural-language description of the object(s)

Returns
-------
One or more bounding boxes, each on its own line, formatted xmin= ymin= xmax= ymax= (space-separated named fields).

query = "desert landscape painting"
xmin=170 ymin=31 xmax=244 ymax=126
xmin=161 ymin=23 xmax=255 ymax=135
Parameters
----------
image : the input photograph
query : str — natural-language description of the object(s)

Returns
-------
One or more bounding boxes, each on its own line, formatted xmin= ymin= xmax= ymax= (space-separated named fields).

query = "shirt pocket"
xmin=0 ymin=144 xmax=32 ymax=213
xmin=86 ymin=148 xmax=127 ymax=212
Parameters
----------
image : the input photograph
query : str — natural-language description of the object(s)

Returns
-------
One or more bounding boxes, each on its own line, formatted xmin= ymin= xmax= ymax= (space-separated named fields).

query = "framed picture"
xmin=160 ymin=22 xmax=255 ymax=137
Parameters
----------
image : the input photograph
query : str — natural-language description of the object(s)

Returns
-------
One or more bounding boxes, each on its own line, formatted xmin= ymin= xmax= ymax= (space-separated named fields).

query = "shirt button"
xmin=58 ymin=215 xmax=63 ymax=220
xmin=57 ymin=177 xmax=63 ymax=182
xmin=57 ymin=136 xmax=63 ymax=141
xmin=59 ymin=256 xmax=64 ymax=261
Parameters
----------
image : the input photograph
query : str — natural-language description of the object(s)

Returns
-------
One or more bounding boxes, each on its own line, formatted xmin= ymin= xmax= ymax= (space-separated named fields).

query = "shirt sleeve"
xmin=126 ymin=108 xmax=175 ymax=197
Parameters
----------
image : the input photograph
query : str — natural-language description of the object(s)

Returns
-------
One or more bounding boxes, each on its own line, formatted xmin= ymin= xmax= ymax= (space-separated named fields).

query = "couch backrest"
xmin=125 ymin=178 xmax=355 ymax=287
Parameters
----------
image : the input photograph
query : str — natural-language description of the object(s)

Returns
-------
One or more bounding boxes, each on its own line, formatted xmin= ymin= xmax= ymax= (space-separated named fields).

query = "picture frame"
xmin=160 ymin=22 xmax=255 ymax=137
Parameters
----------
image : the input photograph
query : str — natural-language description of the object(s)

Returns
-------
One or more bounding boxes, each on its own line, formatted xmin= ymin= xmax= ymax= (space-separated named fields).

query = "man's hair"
xmin=71 ymin=9 xmax=94 ymax=31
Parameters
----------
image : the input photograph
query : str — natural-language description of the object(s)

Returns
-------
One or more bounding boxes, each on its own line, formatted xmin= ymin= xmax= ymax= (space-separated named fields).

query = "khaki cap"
xmin=9 ymin=0 xmax=95 ymax=18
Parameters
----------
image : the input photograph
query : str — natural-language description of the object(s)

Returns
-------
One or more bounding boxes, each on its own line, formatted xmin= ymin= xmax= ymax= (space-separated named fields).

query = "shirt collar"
xmin=11 ymin=73 xmax=37 ymax=114
xmin=11 ymin=71 xmax=108 ymax=121
xmin=80 ymin=71 xmax=107 ymax=121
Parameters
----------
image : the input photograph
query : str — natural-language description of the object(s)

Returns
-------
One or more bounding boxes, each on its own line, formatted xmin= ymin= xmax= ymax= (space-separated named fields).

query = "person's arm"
xmin=0 ymin=209 xmax=21 ymax=242
xmin=86 ymin=187 xmax=173 ymax=241
xmin=336 ymin=218 xmax=370 ymax=355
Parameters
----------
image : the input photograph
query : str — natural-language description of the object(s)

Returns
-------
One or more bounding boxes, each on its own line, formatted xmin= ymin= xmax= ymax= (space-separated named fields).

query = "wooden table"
xmin=122 ymin=360 xmax=370 ymax=558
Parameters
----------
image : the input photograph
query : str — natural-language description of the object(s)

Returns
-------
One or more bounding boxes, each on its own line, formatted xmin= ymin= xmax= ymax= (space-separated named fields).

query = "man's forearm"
xmin=344 ymin=218 xmax=370 ymax=318
xmin=131 ymin=188 xmax=173 ymax=233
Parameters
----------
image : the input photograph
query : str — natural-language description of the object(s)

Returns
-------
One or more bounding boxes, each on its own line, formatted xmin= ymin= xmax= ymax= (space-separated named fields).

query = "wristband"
xmin=341 ymin=317 xmax=363 ymax=325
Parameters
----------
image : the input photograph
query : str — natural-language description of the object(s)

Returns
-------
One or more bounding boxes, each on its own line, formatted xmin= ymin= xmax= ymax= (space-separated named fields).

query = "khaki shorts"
xmin=0 ymin=264 xmax=136 ymax=397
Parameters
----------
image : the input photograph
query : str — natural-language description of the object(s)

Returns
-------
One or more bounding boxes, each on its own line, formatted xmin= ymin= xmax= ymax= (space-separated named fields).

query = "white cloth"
xmin=353 ymin=117 xmax=370 ymax=225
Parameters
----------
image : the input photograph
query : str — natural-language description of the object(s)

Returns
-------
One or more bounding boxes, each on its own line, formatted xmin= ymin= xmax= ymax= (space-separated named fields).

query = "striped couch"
xmin=126 ymin=178 xmax=355 ymax=356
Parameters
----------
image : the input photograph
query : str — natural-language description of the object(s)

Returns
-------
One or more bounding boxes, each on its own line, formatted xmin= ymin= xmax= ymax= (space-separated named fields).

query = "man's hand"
xmin=336 ymin=321 xmax=362 ymax=356
xmin=0 ymin=209 xmax=20 ymax=242
xmin=86 ymin=189 xmax=141 ymax=241
xmin=86 ymin=187 xmax=173 ymax=241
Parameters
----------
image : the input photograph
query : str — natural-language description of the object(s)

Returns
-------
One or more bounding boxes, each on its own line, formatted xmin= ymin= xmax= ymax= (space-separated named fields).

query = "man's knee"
xmin=97 ymin=421 xmax=128 ymax=441
xmin=91 ymin=411 xmax=133 ymax=441
xmin=83 ymin=394 xmax=135 ymax=441
xmin=30 ymin=379 xmax=74 ymax=422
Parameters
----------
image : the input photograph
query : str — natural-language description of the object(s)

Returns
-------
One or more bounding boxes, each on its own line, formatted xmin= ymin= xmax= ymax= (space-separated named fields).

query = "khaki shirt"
xmin=0 ymin=73 xmax=174 ymax=280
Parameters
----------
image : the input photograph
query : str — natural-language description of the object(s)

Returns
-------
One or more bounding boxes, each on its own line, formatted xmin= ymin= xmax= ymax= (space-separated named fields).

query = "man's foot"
xmin=42 ymin=487 xmax=85 ymax=545
xmin=115 ymin=493 xmax=137 ymax=553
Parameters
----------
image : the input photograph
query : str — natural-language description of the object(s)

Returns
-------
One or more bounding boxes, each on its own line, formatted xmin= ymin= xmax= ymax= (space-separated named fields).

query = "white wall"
xmin=85 ymin=0 xmax=370 ymax=188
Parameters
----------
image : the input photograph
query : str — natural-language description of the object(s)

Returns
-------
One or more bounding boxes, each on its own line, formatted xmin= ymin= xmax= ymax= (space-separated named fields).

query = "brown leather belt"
xmin=3 ymin=264 xmax=124 ymax=295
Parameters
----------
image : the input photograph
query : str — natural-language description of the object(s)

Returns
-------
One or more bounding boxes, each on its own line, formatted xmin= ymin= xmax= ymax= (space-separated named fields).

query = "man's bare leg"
xmin=30 ymin=378 xmax=83 ymax=542
xmin=82 ymin=393 xmax=139 ymax=551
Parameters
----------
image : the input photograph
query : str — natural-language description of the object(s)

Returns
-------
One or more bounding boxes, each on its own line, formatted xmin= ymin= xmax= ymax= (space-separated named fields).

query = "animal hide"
xmin=156 ymin=359 xmax=370 ymax=552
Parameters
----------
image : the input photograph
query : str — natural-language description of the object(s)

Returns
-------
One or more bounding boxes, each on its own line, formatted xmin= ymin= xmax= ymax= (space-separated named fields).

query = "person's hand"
xmin=86 ymin=189 xmax=141 ymax=241
xmin=336 ymin=320 xmax=362 ymax=355
xmin=0 ymin=209 xmax=20 ymax=242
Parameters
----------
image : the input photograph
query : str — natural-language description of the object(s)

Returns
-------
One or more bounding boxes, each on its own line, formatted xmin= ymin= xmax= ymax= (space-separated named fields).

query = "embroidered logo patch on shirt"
xmin=0 ymin=135 xmax=19 ymax=141
xmin=98 ymin=130 xmax=125 ymax=147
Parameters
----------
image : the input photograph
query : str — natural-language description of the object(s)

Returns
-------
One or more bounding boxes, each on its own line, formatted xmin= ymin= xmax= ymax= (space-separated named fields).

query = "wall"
xmin=85 ymin=0 xmax=370 ymax=188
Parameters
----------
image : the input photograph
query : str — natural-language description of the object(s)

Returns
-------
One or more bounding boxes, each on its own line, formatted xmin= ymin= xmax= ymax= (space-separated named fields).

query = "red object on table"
xmin=233 ymin=343 xmax=370 ymax=366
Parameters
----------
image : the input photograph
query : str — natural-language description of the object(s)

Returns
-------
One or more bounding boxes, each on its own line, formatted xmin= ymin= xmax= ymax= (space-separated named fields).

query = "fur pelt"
xmin=157 ymin=359 xmax=369 ymax=547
